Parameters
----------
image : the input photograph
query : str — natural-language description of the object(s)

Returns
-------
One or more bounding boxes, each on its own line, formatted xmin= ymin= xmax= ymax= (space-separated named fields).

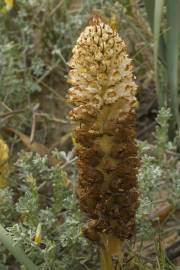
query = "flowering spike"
xmin=68 ymin=17 xmax=139 ymax=269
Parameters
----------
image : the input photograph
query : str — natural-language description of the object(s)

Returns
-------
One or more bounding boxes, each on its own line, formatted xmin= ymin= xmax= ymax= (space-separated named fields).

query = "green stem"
xmin=0 ymin=224 xmax=38 ymax=270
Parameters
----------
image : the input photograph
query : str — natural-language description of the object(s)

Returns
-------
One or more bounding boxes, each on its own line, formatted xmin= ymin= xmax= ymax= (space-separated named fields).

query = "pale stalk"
xmin=100 ymin=235 xmax=123 ymax=270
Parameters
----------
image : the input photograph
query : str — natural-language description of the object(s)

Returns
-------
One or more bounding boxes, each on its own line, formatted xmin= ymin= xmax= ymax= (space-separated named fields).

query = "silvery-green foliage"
xmin=0 ymin=188 xmax=14 ymax=224
xmin=137 ymin=107 xmax=180 ymax=240
xmin=138 ymin=153 xmax=162 ymax=215
xmin=0 ymin=151 xmax=97 ymax=269
xmin=137 ymin=143 xmax=162 ymax=238
xmin=154 ymin=108 xmax=180 ymax=202
xmin=154 ymin=107 xmax=174 ymax=157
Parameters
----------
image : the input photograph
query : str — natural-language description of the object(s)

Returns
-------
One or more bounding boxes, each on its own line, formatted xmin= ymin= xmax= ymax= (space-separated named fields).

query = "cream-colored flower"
xmin=68 ymin=18 xmax=137 ymax=123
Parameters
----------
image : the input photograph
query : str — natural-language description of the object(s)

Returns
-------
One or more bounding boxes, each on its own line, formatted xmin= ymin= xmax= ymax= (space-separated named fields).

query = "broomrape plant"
xmin=68 ymin=16 xmax=139 ymax=270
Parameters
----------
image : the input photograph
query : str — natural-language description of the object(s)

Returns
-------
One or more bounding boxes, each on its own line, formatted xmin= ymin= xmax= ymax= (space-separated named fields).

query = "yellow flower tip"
xmin=0 ymin=139 xmax=9 ymax=188
xmin=34 ymin=223 xmax=42 ymax=245
xmin=34 ymin=234 xmax=42 ymax=245
xmin=109 ymin=14 xmax=117 ymax=31
xmin=5 ymin=0 xmax=13 ymax=10
xmin=0 ymin=139 xmax=9 ymax=161
xmin=26 ymin=174 xmax=36 ymax=185
xmin=72 ymin=135 xmax=76 ymax=146
xmin=0 ymin=177 xmax=8 ymax=188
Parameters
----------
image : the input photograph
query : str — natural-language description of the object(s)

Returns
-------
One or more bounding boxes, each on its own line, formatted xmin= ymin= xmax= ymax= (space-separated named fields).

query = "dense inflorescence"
xmin=68 ymin=17 xmax=139 ymax=244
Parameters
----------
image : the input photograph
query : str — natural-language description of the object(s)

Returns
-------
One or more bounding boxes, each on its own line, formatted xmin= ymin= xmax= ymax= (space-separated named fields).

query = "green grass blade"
xmin=144 ymin=0 xmax=166 ymax=65
xmin=166 ymin=0 xmax=180 ymax=131
xmin=144 ymin=0 xmax=155 ymax=30
xmin=154 ymin=0 xmax=165 ymax=107
xmin=0 ymin=224 xmax=38 ymax=270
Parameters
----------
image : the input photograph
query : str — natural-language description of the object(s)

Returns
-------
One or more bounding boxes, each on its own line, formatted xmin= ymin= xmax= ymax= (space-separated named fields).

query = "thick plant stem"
xmin=0 ymin=224 xmax=38 ymax=270
xmin=100 ymin=235 xmax=123 ymax=270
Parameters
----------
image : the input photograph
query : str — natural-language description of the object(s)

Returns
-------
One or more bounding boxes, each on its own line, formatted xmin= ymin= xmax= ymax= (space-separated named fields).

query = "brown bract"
xmin=67 ymin=17 xmax=139 ymax=245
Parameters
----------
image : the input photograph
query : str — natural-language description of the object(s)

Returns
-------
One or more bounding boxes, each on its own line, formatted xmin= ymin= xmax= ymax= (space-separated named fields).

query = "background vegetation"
xmin=0 ymin=0 xmax=180 ymax=269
